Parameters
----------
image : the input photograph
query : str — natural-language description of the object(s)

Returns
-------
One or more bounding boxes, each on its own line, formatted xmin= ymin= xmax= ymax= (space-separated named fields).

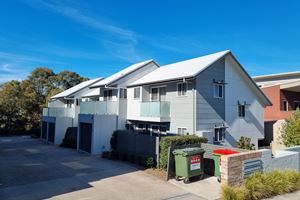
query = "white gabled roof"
xmin=90 ymin=59 xmax=155 ymax=88
xmin=253 ymin=71 xmax=300 ymax=81
xmin=81 ymin=88 xmax=100 ymax=98
xmin=51 ymin=77 xmax=103 ymax=99
xmin=130 ymin=50 xmax=230 ymax=86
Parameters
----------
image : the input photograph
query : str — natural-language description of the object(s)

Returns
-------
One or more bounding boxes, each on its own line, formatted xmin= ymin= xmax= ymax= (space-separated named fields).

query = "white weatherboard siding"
xmin=225 ymin=55 xmax=264 ymax=148
xmin=48 ymin=99 xmax=65 ymax=108
xmin=92 ymin=115 xmax=118 ymax=154
xmin=127 ymin=81 xmax=195 ymax=134
xmin=168 ymin=82 xmax=194 ymax=134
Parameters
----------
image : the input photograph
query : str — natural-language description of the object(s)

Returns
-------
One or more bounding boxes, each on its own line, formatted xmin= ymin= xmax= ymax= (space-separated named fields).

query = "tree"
xmin=0 ymin=81 xmax=24 ymax=130
xmin=0 ymin=67 xmax=88 ymax=133
xmin=237 ymin=136 xmax=255 ymax=150
xmin=55 ymin=71 xmax=88 ymax=90
xmin=281 ymin=109 xmax=300 ymax=147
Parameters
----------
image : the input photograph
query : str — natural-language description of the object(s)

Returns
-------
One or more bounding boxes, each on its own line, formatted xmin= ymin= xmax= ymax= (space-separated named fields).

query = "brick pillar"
xmin=220 ymin=151 xmax=262 ymax=186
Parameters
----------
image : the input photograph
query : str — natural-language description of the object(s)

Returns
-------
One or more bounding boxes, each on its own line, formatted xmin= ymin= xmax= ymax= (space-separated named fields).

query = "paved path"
xmin=169 ymin=176 xmax=221 ymax=200
xmin=264 ymin=191 xmax=300 ymax=200
xmin=0 ymin=136 xmax=205 ymax=200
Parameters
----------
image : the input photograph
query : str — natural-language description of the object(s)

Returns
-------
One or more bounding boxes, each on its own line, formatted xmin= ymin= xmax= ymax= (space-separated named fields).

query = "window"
xmin=214 ymin=128 xmax=225 ymax=142
xmin=177 ymin=127 xmax=187 ymax=135
xmin=294 ymin=101 xmax=300 ymax=110
xmin=104 ymin=90 xmax=113 ymax=101
xmin=134 ymin=87 xmax=140 ymax=99
xmin=119 ymin=88 xmax=127 ymax=99
xmin=151 ymin=88 xmax=159 ymax=101
xmin=66 ymin=100 xmax=73 ymax=108
xmin=76 ymin=99 xmax=81 ymax=106
xmin=213 ymin=84 xmax=224 ymax=98
xmin=238 ymin=105 xmax=245 ymax=117
xmin=283 ymin=100 xmax=289 ymax=111
xmin=177 ymin=82 xmax=187 ymax=96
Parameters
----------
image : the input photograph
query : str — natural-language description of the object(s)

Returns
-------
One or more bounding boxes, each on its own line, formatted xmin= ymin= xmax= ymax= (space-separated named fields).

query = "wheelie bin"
xmin=173 ymin=147 xmax=205 ymax=184
xmin=213 ymin=149 xmax=239 ymax=182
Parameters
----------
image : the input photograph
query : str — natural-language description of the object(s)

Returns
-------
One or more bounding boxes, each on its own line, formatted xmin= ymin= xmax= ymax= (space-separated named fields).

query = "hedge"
xmin=221 ymin=170 xmax=300 ymax=200
xmin=159 ymin=135 xmax=207 ymax=169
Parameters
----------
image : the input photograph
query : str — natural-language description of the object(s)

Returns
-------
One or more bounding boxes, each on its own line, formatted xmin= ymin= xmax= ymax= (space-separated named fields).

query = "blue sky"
xmin=1 ymin=0 xmax=300 ymax=83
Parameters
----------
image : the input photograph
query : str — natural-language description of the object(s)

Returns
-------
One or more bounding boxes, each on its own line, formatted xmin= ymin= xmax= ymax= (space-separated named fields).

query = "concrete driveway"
xmin=0 ymin=136 xmax=205 ymax=200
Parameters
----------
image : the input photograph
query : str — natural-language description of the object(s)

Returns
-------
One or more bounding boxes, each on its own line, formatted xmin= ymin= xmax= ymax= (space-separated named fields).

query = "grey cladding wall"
xmin=196 ymin=58 xmax=225 ymax=131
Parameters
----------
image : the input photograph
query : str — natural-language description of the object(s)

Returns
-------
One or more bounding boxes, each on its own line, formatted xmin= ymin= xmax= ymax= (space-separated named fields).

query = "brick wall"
xmin=221 ymin=151 xmax=262 ymax=186
xmin=201 ymin=143 xmax=247 ymax=159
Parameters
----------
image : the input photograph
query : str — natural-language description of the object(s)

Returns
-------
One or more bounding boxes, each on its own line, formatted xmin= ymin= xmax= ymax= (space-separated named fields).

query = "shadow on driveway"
xmin=0 ymin=136 xmax=138 ymax=199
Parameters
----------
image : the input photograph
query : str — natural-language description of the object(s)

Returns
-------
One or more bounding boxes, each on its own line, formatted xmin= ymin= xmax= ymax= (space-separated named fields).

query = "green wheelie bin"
xmin=173 ymin=147 xmax=205 ymax=184
xmin=213 ymin=149 xmax=238 ymax=182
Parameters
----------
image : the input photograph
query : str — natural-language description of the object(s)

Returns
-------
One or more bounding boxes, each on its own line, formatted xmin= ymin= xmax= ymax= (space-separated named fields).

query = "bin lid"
xmin=213 ymin=149 xmax=239 ymax=155
xmin=173 ymin=147 xmax=205 ymax=156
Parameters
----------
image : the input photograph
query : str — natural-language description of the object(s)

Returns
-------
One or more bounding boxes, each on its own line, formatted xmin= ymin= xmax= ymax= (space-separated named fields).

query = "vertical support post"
xmin=156 ymin=136 xmax=160 ymax=168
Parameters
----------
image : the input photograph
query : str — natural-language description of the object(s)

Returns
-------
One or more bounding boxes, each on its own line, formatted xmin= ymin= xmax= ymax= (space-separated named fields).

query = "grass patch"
xmin=221 ymin=170 xmax=300 ymax=200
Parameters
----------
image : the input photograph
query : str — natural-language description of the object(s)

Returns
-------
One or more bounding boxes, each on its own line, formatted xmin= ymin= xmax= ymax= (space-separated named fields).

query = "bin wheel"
xmin=175 ymin=176 xmax=180 ymax=181
xmin=217 ymin=176 xmax=221 ymax=183
xmin=199 ymin=174 xmax=204 ymax=180
xmin=183 ymin=178 xmax=190 ymax=184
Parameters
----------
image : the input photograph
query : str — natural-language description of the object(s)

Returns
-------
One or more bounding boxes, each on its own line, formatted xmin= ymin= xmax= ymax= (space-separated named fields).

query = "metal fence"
xmin=115 ymin=130 xmax=160 ymax=165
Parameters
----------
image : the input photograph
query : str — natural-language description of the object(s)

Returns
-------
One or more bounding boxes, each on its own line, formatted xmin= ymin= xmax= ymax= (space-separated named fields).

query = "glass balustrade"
xmin=42 ymin=107 xmax=75 ymax=118
xmin=140 ymin=101 xmax=170 ymax=118
xmin=80 ymin=101 xmax=117 ymax=115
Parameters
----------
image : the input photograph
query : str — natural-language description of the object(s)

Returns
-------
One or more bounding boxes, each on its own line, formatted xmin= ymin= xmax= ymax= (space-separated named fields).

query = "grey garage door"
xmin=48 ymin=122 xmax=55 ymax=143
xmin=41 ymin=121 xmax=47 ymax=139
xmin=79 ymin=122 xmax=92 ymax=153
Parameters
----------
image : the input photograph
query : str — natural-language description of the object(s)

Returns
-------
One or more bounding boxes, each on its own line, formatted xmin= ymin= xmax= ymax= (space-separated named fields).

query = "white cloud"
xmin=0 ymin=64 xmax=29 ymax=83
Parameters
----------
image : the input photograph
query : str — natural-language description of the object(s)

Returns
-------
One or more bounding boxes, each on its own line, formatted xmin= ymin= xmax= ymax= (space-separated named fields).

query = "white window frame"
xmin=238 ymin=104 xmax=246 ymax=118
xmin=150 ymin=85 xmax=167 ymax=102
xmin=119 ymin=88 xmax=127 ymax=99
xmin=213 ymin=84 xmax=224 ymax=99
xmin=150 ymin=87 xmax=159 ymax=102
xmin=104 ymin=89 xmax=113 ymax=101
xmin=177 ymin=82 xmax=187 ymax=97
xmin=214 ymin=128 xmax=225 ymax=142
xmin=177 ymin=127 xmax=187 ymax=135
xmin=133 ymin=87 xmax=140 ymax=100
xmin=283 ymin=100 xmax=289 ymax=111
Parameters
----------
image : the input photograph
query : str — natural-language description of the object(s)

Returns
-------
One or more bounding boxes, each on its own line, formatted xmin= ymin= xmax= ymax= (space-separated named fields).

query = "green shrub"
xmin=159 ymin=135 xmax=207 ymax=169
xmin=245 ymin=173 xmax=272 ymax=199
xmin=110 ymin=130 xmax=118 ymax=150
xmin=145 ymin=157 xmax=154 ymax=168
xmin=221 ymin=170 xmax=300 ymax=200
xmin=281 ymin=109 xmax=300 ymax=147
xmin=221 ymin=185 xmax=248 ymax=200
xmin=236 ymin=136 xmax=255 ymax=150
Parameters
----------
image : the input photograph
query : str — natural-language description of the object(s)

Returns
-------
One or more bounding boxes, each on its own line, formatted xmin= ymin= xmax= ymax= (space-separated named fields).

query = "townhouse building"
xmin=42 ymin=50 xmax=272 ymax=153
xmin=41 ymin=77 xmax=103 ymax=144
xmin=127 ymin=50 xmax=271 ymax=148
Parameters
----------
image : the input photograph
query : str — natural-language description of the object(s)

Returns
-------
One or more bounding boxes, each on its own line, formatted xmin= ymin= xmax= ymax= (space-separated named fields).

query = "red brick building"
xmin=253 ymin=71 xmax=300 ymax=146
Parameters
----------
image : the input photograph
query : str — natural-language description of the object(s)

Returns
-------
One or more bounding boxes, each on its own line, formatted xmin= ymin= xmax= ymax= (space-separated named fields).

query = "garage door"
xmin=79 ymin=122 xmax=92 ymax=153
xmin=48 ymin=122 xmax=55 ymax=143
xmin=41 ymin=121 xmax=47 ymax=139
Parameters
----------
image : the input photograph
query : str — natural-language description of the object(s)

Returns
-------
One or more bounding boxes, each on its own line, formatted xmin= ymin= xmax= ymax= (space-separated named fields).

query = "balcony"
xmin=42 ymin=107 xmax=75 ymax=118
xmin=140 ymin=101 xmax=170 ymax=122
xmin=80 ymin=101 xmax=118 ymax=115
